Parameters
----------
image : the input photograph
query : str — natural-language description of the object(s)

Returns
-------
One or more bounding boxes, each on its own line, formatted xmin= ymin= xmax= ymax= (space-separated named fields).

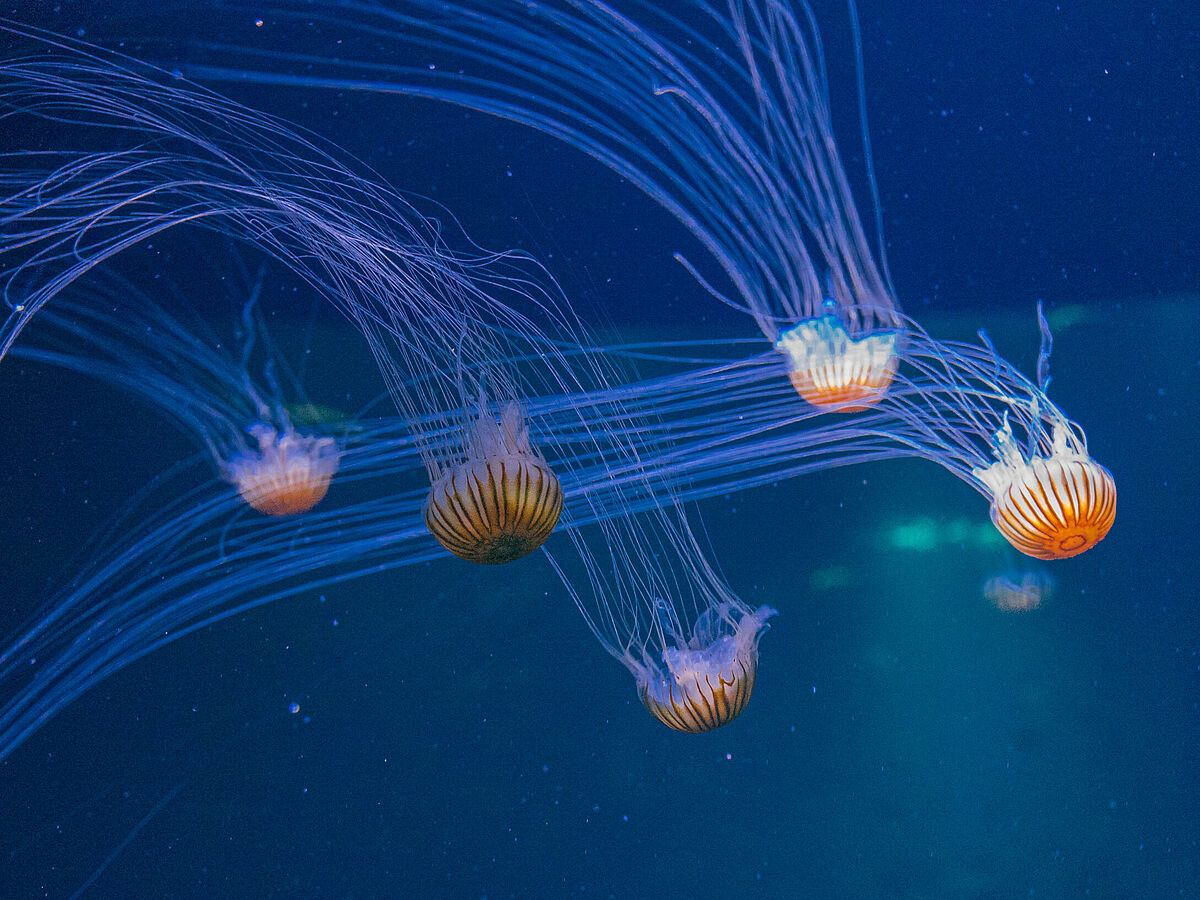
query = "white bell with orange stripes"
xmin=226 ymin=424 xmax=339 ymax=516
xmin=973 ymin=419 xmax=1116 ymax=560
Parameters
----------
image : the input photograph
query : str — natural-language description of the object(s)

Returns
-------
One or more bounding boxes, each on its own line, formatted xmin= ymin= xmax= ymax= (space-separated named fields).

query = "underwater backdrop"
xmin=2 ymin=1 xmax=1198 ymax=897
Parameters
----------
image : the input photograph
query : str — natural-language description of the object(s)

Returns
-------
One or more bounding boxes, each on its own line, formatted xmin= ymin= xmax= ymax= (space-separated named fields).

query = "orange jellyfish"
xmin=776 ymin=313 xmax=899 ymax=412
xmin=837 ymin=305 xmax=1117 ymax=562
xmin=423 ymin=398 xmax=563 ymax=564
xmin=225 ymin=423 xmax=340 ymax=517
xmin=555 ymin=506 xmax=775 ymax=733
xmin=972 ymin=419 xmax=1116 ymax=560
xmin=638 ymin=604 xmax=775 ymax=732
xmin=15 ymin=269 xmax=344 ymax=519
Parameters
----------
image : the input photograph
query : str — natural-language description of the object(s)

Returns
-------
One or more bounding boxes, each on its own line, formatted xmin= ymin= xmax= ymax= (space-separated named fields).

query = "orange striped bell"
xmin=988 ymin=453 xmax=1116 ymax=559
xmin=639 ymin=654 xmax=757 ymax=733
xmin=637 ymin=605 xmax=775 ymax=733
xmin=974 ymin=422 xmax=1115 ymax=560
xmin=425 ymin=453 xmax=563 ymax=565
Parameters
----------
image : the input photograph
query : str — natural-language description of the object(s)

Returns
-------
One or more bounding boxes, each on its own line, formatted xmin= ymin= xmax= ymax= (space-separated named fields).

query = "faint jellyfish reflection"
xmin=984 ymin=568 xmax=1055 ymax=612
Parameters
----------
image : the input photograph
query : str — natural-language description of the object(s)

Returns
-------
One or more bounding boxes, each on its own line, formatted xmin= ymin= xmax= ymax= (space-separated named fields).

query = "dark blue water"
xmin=2 ymin=2 xmax=1198 ymax=897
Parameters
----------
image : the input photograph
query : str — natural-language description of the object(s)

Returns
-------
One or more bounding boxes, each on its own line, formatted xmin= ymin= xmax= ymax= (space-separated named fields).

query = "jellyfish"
xmin=227 ymin=423 xmax=339 ymax=516
xmin=971 ymin=417 xmax=1116 ymax=560
xmin=423 ymin=395 xmax=563 ymax=563
xmin=776 ymin=312 xmax=899 ymax=412
xmin=641 ymin=603 xmax=775 ymax=732
xmin=895 ymin=338 xmax=1115 ymax=564
xmin=0 ymin=246 xmax=1119 ymax=766
xmin=549 ymin=500 xmax=776 ymax=733
xmin=6 ymin=264 xmax=1120 ymax=762
xmin=984 ymin=568 xmax=1055 ymax=612
xmin=14 ymin=267 xmax=342 ymax=517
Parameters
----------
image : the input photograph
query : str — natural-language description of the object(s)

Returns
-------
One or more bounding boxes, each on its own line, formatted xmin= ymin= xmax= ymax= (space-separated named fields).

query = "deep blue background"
xmin=2 ymin=2 xmax=1198 ymax=897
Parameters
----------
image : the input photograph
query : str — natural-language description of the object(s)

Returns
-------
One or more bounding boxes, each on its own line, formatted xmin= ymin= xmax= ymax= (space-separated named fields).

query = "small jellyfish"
xmin=776 ymin=315 xmax=899 ymax=411
xmin=984 ymin=569 xmax=1054 ymax=612
xmin=225 ymin=423 xmax=340 ymax=517
xmin=555 ymin=504 xmax=775 ymax=733
xmin=12 ymin=262 xmax=345 ymax=519
xmin=972 ymin=420 xmax=1116 ymax=560
xmin=638 ymin=604 xmax=775 ymax=733
xmin=424 ymin=398 xmax=563 ymax=564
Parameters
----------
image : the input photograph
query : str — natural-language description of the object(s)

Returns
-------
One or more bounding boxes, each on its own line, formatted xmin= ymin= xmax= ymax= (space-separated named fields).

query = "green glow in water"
xmin=887 ymin=517 xmax=1005 ymax=552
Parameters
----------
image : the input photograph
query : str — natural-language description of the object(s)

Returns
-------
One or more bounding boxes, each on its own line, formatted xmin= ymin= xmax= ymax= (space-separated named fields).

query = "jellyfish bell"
xmin=972 ymin=419 xmax=1116 ymax=560
xmin=776 ymin=315 xmax=899 ymax=412
xmin=224 ymin=422 xmax=340 ymax=516
xmin=637 ymin=603 xmax=776 ymax=733
xmin=424 ymin=397 xmax=563 ymax=564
